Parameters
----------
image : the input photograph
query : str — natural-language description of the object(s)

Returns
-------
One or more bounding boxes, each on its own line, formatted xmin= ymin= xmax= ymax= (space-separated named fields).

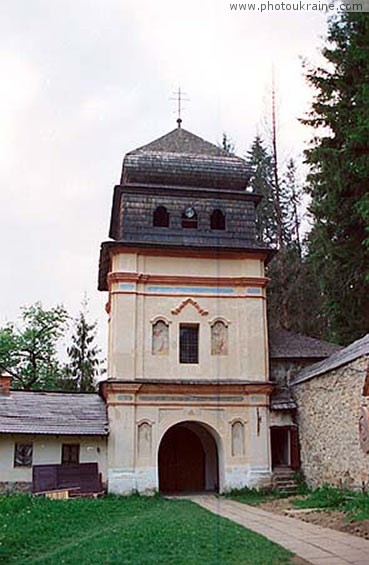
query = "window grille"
xmin=179 ymin=324 xmax=199 ymax=364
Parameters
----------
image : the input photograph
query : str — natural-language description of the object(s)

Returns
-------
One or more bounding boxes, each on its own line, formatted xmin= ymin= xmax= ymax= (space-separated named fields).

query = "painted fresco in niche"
xmin=232 ymin=421 xmax=244 ymax=456
xmin=152 ymin=320 xmax=169 ymax=355
xmin=211 ymin=321 xmax=228 ymax=355
xmin=138 ymin=422 xmax=152 ymax=458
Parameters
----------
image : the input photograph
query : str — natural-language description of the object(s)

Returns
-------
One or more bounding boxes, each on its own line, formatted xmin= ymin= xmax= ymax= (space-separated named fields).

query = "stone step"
xmin=273 ymin=475 xmax=298 ymax=494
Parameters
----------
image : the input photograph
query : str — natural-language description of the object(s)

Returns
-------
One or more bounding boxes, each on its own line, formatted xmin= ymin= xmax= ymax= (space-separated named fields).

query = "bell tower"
xmin=99 ymin=126 xmax=274 ymax=494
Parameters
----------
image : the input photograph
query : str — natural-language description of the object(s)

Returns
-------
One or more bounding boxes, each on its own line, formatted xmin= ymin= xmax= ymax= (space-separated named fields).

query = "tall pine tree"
xmin=246 ymin=136 xmax=277 ymax=246
xmin=63 ymin=299 xmax=103 ymax=392
xmin=303 ymin=14 xmax=369 ymax=345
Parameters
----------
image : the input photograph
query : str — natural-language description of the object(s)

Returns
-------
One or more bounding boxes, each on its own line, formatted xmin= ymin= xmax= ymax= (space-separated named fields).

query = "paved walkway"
xmin=189 ymin=495 xmax=369 ymax=565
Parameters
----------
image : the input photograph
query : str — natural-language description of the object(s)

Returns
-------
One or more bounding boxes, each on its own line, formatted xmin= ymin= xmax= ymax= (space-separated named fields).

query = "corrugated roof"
xmin=121 ymin=128 xmax=252 ymax=191
xmin=269 ymin=328 xmax=342 ymax=359
xmin=0 ymin=392 xmax=108 ymax=436
xmin=292 ymin=333 xmax=369 ymax=385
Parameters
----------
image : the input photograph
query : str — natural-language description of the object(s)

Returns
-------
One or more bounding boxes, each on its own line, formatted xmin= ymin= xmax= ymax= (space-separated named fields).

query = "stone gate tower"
xmin=98 ymin=125 xmax=274 ymax=494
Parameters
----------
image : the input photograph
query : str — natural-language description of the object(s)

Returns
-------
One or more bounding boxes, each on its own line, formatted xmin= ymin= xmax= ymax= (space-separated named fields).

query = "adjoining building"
xmin=0 ymin=376 xmax=108 ymax=493
xmin=292 ymin=333 xmax=369 ymax=490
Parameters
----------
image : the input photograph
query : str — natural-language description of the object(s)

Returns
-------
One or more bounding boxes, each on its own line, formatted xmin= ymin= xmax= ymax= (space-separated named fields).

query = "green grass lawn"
xmin=0 ymin=494 xmax=294 ymax=565
xmin=292 ymin=485 xmax=369 ymax=521
xmin=227 ymin=484 xmax=369 ymax=523
xmin=226 ymin=487 xmax=289 ymax=506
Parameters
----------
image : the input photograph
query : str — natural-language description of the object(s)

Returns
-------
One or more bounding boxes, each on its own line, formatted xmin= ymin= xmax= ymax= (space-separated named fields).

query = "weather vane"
xmin=170 ymin=86 xmax=189 ymax=128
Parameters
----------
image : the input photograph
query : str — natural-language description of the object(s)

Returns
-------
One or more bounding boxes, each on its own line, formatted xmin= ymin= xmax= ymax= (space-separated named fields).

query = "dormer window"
xmin=182 ymin=207 xmax=198 ymax=229
xmin=153 ymin=206 xmax=169 ymax=227
xmin=210 ymin=209 xmax=226 ymax=230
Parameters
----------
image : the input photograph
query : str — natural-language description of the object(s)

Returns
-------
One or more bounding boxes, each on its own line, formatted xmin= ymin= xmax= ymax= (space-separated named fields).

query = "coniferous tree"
xmin=63 ymin=300 xmax=103 ymax=392
xmin=246 ymin=136 xmax=277 ymax=246
xmin=221 ymin=133 xmax=235 ymax=154
xmin=246 ymin=134 xmax=326 ymax=336
xmin=303 ymin=13 xmax=369 ymax=345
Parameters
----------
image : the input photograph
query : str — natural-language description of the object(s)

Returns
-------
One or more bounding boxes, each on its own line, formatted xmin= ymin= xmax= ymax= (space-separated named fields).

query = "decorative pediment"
xmin=171 ymin=297 xmax=209 ymax=317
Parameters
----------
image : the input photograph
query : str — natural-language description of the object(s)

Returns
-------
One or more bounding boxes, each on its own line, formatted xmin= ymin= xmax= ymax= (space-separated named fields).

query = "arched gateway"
xmin=158 ymin=422 xmax=219 ymax=493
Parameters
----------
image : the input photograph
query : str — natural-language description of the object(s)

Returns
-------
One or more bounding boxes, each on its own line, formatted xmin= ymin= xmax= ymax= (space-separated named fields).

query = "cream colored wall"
xmin=108 ymin=252 xmax=268 ymax=382
xmin=107 ymin=393 xmax=271 ymax=494
xmin=0 ymin=435 xmax=107 ymax=482
xmin=112 ymin=253 xmax=265 ymax=278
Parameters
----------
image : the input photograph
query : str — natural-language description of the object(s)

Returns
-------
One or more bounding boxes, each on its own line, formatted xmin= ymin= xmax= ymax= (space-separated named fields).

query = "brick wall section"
xmin=119 ymin=193 xmax=257 ymax=247
xmin=293 ymin=356 xmax=369 ymax=489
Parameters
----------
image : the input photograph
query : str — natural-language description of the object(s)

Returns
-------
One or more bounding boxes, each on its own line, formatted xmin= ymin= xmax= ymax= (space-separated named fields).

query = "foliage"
xmin=221 ymin=132 xmax=235 ymax=153
xmin=246 ymin=135 xmax=328 ymax=337
xmin=0 ymin=303 xmax=68 ymax=390
xmin=226 ymin=486 xmax=289 ymax=505
xmin=293 ymin=485 xmax=369 ymax=520
xmin=61 ymin=299 xmax=103 ymax=392
xmin=293 ymin=484 xmax=346 ymax=510
xmin=0 ymin=494 xmax=292 ymax=564
xmin=246 ymin=136 xmax=277 ymax=246
xmin=303 ymin=13 xmax=369 ymax=345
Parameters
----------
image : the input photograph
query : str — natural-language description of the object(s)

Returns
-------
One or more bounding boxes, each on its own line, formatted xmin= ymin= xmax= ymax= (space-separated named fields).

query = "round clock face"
xmin=185 ymin=206 xmax=195 ymax=219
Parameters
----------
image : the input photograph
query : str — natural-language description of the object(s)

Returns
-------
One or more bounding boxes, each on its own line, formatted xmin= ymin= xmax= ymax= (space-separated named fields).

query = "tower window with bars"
xmin=179 ymin=324 xmax=199 ymax=364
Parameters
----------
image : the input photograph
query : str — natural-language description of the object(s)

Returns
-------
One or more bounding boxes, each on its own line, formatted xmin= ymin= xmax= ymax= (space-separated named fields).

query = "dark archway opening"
xmin=153 ymin=206 xmax=169 ymax=227
xmin=210 ymin=209 xmax=226 ymax=230
xmin=159 ymin=422 xmax=219 ymax=494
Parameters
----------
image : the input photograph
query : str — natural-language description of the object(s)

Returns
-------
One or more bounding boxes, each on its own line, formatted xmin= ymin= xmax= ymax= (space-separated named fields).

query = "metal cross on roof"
xmin=170 ymin=86 xmax=189 ymax=128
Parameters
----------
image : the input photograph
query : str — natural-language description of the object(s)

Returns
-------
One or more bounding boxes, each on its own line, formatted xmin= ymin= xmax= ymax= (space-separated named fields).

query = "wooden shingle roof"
xmin=0 ymin=392 xmax=108 ymax=436
xmin=269 ymin=328 xmax=342 ymax=360
xmin=121 ymin=128 xmax=252 ymax=191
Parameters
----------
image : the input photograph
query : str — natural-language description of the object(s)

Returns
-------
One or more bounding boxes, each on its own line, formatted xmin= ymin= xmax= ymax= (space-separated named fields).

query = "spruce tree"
xmin=64 ymin=300 xmax=102 ymax=392
xmin=303 ymin=13 xmax=369 ymax=345
xmin=246 ymin=136 xmax=277 ymax=246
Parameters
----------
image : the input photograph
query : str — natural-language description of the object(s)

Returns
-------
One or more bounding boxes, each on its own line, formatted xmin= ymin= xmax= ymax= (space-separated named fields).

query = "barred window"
xmin=62 ymin=444 xmax=80 ymax=465
xmin=14 ymin=443 xmax=33 ymax=467
xmin=179 ymin=324 xmax=199 ymax=364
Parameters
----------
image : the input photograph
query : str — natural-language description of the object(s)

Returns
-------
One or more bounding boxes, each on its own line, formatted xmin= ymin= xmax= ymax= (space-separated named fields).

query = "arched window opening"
xmin=181 ymin=207 xmax=198 ymax=229
xmin=210 ymin=209 xmax=225 ymax=230
xmin=153 ymin=206 xmax=169 ymax=227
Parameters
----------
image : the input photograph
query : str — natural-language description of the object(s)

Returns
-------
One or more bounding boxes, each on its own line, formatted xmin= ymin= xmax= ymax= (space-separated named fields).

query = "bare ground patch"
xmin=258 ymin=496 xmax=369 ymax=541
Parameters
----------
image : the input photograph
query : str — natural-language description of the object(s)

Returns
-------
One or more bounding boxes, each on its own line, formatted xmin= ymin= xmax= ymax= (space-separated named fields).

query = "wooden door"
xmin=159 ymin=425 xmax=205 ymax=493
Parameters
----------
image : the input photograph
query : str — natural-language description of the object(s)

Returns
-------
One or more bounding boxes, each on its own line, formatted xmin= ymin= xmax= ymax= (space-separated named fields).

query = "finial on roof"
xmin=170 ymin=86 xmax=189 ymax=128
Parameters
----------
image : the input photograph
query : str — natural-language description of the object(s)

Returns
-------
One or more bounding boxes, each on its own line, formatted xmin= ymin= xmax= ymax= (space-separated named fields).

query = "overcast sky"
xmin=0 ymin=1 xmax=329 ymax=356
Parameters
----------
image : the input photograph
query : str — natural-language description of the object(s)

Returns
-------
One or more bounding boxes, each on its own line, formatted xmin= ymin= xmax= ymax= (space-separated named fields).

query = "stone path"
xmin=189 ymin=495 xmax=369 ymax=565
